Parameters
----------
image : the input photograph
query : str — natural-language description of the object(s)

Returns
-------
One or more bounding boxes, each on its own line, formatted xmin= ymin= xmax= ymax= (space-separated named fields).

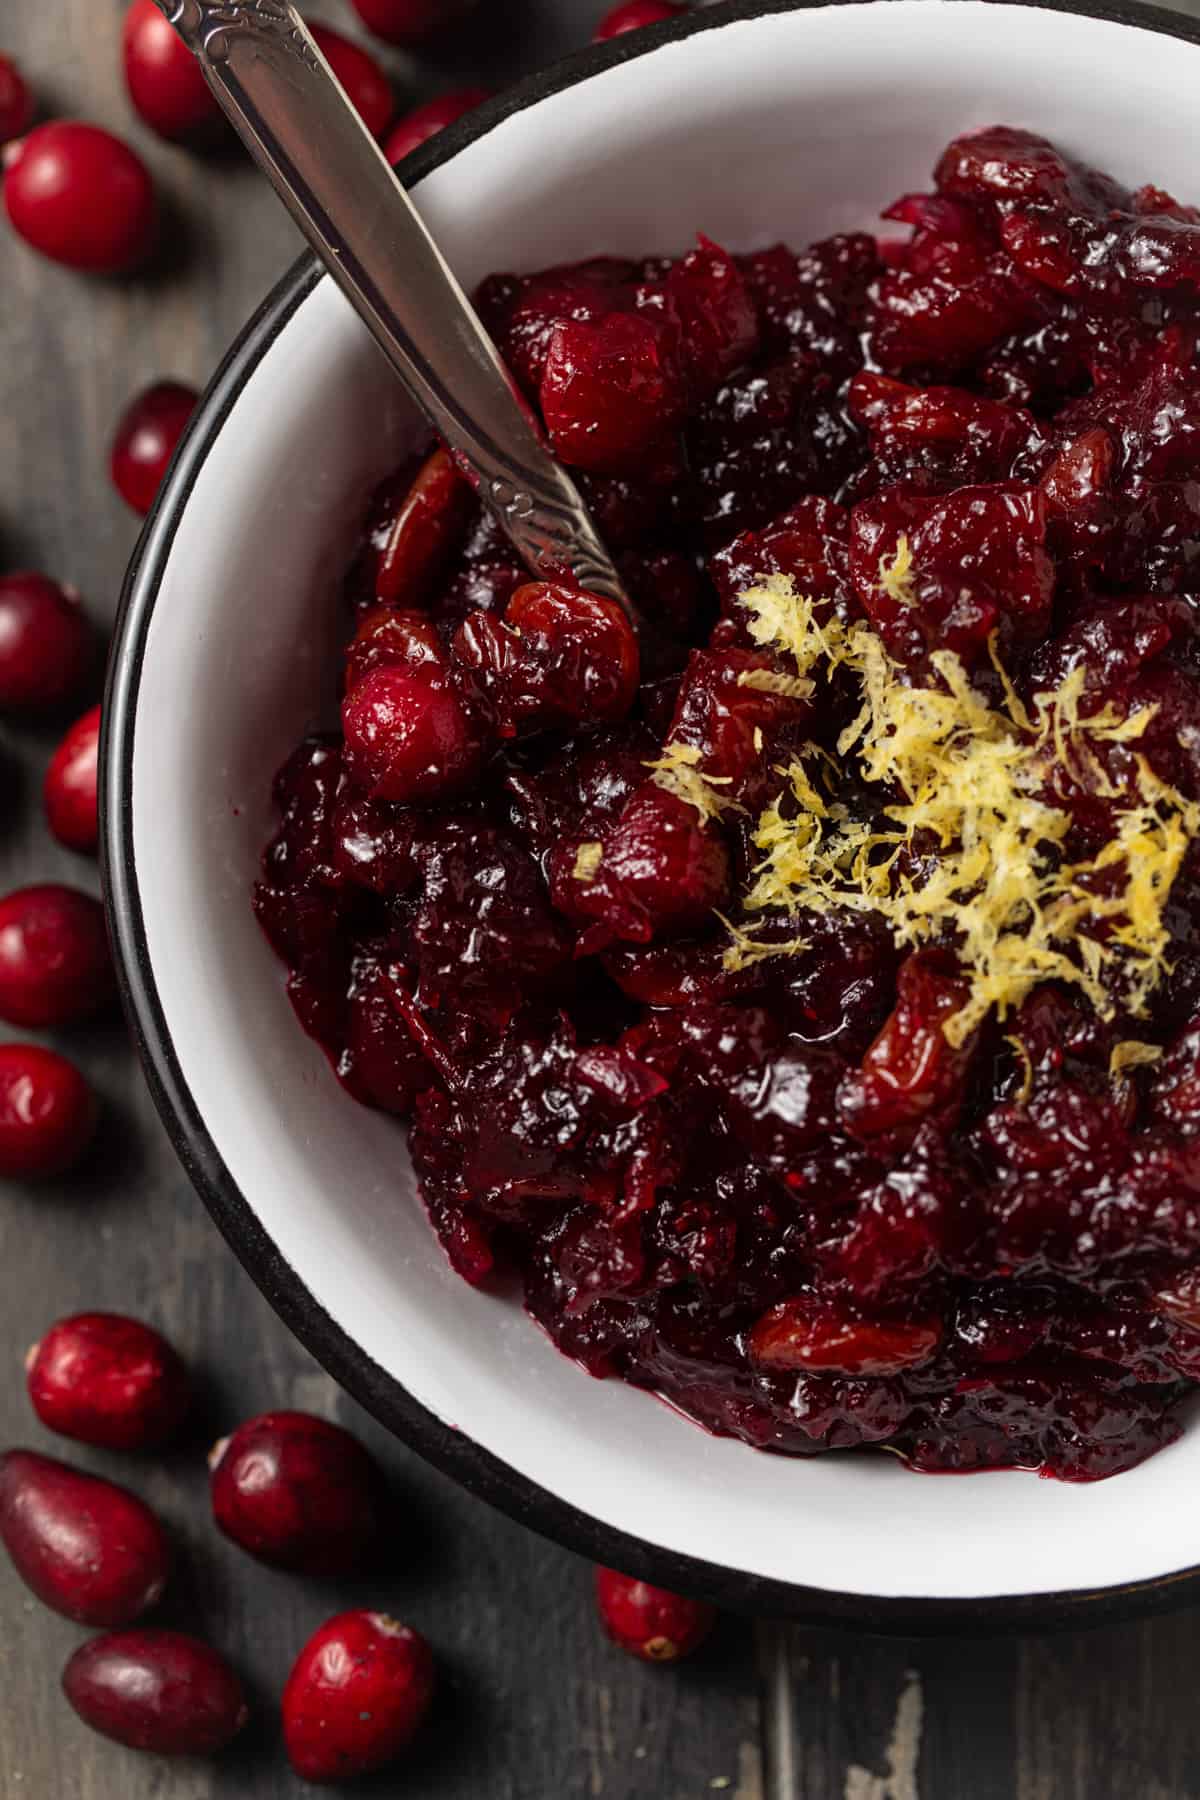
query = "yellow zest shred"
xmin=573 ymin=842 xmax=604 ymax=885
xmin=645 ymin=742 xmax=742 ymax=824
xmin=738 ymin=574 xmax=837 ymax=676
xmin=737 ymin=667 xmax=814 ymax=699
xmin=1005 ymin=1034 xmax=1035 ymax=1105
xmin=1109 ymin=1040 xmax=1164 ymax=1078
xmin=878 ymin=533 xmax=916 ymax=607
xmin=718 ymin=914 xmax=810 ymax=971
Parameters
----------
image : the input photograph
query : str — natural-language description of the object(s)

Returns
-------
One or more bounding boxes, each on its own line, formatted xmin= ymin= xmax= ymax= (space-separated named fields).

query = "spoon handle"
xmin=153 ymin=1 xmax=633 ymax=614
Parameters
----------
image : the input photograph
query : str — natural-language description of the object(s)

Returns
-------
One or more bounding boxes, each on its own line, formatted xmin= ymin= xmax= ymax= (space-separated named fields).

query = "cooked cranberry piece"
xmin=0 ymin=572 xmax=91 ymax=712
xmin=309 ymin=24 xmax=393 ymax=140
xmin=3 ymin=122 xmax=156 ymax=272
xmin=26 ymin=1314 xmax=190 ymax=1452
xmin=209 ymin=1410 xmax=385 ymax=1574
xmin=384 ymin=88 xmax=491 ymax=165
xmin=838 ymin=954 xmax=976 ymax=1143
xmin=342 ymin=611 xmax=488 ymax=803
xmin=541 ymin=310 xmax=685 ymax=473
xmin=455 ymin=580 xmax=639 ymax=734
xmin=594 ymin=1567 xmax=714 ymax=1661
xmin=0 ymin=1044 xmax=97 ymax=1179
xmin=348 ymin=0 xmax=476 ymax=44
xmin=283 ymin=1610 xmax=435 ymax=1784
xmin=63 ymin=1630 xmax=248 ymax=1755
xmin=655 ymin=235 xmax=759 ymax=392
xmin=0 ymin=884 xmax=114 ymax=1028
xmin=122 ymin=0 xmax=221 ymax=141
xmin=749 ymin=1297 xmax=942 ymax=1375
xmin=0 ymin=1449 xmax=169 ymax=1625
xmin=564 ymin=784 xmax=731 ymax=944
xmin=45 ymin=703 xmax=100 ymax=853
xmin=110 ymin=381 xmax=198 ymax=515
xmin=0 ymin=54 xmax=33 ymax=143
xmin=374 ymin=446 xmax=472 ymax=608
xmin=594 ymin=0 xmax=685 ymax=36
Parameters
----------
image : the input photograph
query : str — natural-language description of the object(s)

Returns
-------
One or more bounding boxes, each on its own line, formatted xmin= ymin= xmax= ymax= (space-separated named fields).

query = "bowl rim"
xmin=101 ymin=0 xmax=1200 ymax=1633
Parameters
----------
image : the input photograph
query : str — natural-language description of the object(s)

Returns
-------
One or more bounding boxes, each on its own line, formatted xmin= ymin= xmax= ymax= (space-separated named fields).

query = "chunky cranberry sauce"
xmin=256 ymin=128 xmax=1200 ymax=1480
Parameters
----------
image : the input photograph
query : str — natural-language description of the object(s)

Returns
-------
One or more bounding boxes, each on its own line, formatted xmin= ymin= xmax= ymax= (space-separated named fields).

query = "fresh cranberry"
xmin=308 ymin=24 xmax=393 ymax=140
xmin=26 ymin=1314 xmax=190 ymax=1452
xmin=110 ymin=381 xmax=198 ymax=516
xmin=3 ymin=122 xmax=156 ymax=272
xmin=0 ymin=1449 xmax=169 ymax=1625
xmin=0 ymin=1045 xmax=97 ymax=1179
xmin=0 ymin=885 xmax=115 ymax=1028
xmin=0 ymin=54 xmax=33 ymax=143
xmin=384 ymin=89 xmax=491 ymax=166
xmin=0 ymin=572 xmax=91 ymax=712
xmin=594 ymin=0 xmax=686 ymax=38
xmin=44 ymin=703 xmax=100 ymax=853
xmin=63 ymin=1630 xmax=248 ymax=1755
xmin=594 ymin=1568 xmax=715 ymax=1661
xmin=342 ymin=614 xmax=488 ymax=804
xmin=209 ymin=1410 xmax=385 ymax=1574
xmin=347 ymin=0 xmax=477 ymax=45
xmin=282 ymin=1610 xmax=435 ymax=1783
xmin=122 ymin=0 xmax=221 ymax=141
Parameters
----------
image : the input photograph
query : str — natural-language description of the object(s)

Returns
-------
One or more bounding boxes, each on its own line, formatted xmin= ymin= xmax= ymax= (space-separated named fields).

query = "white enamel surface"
xmin=131 ymin=0 xmax=1200 ymax=1601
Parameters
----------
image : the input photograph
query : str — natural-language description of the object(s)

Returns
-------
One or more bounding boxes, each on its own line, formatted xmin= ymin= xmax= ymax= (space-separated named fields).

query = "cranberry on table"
xmin=3 ymin=121 xmax=156 ymax=272
xmin=283 ymin=1610 xmax=435 ymax=1785
xmin=209 ymin=1410 xmax=385 ymax=1573
xmin=44 ymin=704 xmax=101 ymax=854
xmin=122 ymin=0 xmax=221 ymax=141
xmin=594 ymin=0 xmax=686 ymax=38
xmin=26 ymin=1313 xmax=190 ymax=1452
xmin=384 ymin=89 xmax=491 ymax=167
xmin=0 ymin=54 xmax=33 ymax=144
xmin=0 ymin=1044 xmax=97 ymax=1180
xmin=63 ymin=1630 xmax=248 ymax=1756
xmin=0 ymin=572 xmax=91 ymax=712
xmin=0 ymin=1449 xmax=169 ymax=1625
xmin=594 ymin=1568 xmax=715 ymax=1662
xmin=348 ymin=0 xmax=476 ymax=45
xmin=110 ymin=381 xmax=198 ymax=516
xmin=0 ymin=884 xmax=115 ymax=1028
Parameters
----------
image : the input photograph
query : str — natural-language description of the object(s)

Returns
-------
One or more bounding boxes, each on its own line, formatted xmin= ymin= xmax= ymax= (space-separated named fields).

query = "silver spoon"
xmin=152 ymin=0 xmax=634 ymax=619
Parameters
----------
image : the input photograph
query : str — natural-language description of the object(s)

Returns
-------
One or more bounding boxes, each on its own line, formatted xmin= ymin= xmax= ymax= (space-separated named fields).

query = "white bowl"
xmin=103 ymin=0 xmax=1200 ymax=1627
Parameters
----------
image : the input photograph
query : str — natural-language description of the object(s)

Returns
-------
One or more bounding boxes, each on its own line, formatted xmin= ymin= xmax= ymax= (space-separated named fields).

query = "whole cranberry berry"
xmin=0 ymin=884 xmax=115 ymax=1029
xmin=283 ymin=1610 xmax=435 ymax=1784
xmin=27 ymin=1313 xmax=190 ymax=1451
xmin=209 ymin=1410 xmax=385 ymax=1573
xmin=110 ymin=381 xmax=198 ymax=515
xmin=0 ymin=572 xmax=92 ymax=712
xmin=309 ymin=24 xmax=393 ymax=140
xmin=122 ymin=0 xmax=221 ymax=141
xmin=64 ymin=1630 xmax=248 ymax=1755
xmin=348 ymin=0 xmax=477 ymax=46
xmin=0 ymin=1044 xmax=98 ymax=1179
xmin=594 ymin=1567 xmax=715 ymax=1662
xmin=45 ymin=704 xmax=101 ymax=853
xmin=0 ymin=54 xmax=34 ymax=143
xmin=3 ymin=121 xmax=157 ymax=272
xmin=594 ymin=0 xmax=686 ymax=39
xmin=384 ymin=89 xmax=491 ymax=166
xmin=342 ymin=612 xmax=487 ymax=805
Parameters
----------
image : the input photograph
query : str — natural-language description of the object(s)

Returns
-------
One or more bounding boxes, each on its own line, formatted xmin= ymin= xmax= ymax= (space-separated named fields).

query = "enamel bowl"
xmin=103 ymin=0 xmax=1200 ymax=1628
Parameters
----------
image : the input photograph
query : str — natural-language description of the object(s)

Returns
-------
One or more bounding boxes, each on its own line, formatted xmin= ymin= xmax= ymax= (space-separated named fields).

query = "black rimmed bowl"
xmin=102 ymin=0 xmax=1200 ymax=1630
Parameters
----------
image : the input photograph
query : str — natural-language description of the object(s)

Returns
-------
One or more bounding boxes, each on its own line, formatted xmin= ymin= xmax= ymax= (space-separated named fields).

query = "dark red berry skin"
xmin=3 ymin=122 xmax=156 ymax=273
xmin=26 ymin=1314 xmax=190 ymax=1452
xmin=594 ymin=0 xmax=685 ymax=39
xmin=110 ymin=381 xmax=198 ymax=516
xmin=594 ymin=1567 xmax=715 ymax=1662
xmin=0 ymin=1045 xmax=97 ymax=1179
xmin=0 ymin=1449 xmax=170 ymax=1625
xmin=309 ymin=24 xmax=393 ymax=140
xmin=0 ymin=573 xmax=91 ymax=713
xmin=63 ymin=1630 xmax=248 ymax=1755
xmin=0 ymin=54 xmax=34 ymax=143
xmin=209 ymin=1410 xmax=385 ymax=1573
xmin=283 ymin=1610 xmax=435 ymax=1784
xmin=122 ymin=0 xmax=221 ymax=141
xmin=384 ymin=89 xmax=490 ymax=166
xmin=348 ymin=0 xmax=476 ymax=46
xmin=45 ymin=704 xmax=100 ymax=854
xmin=0 ymin=884 xmax=115 ymax=1028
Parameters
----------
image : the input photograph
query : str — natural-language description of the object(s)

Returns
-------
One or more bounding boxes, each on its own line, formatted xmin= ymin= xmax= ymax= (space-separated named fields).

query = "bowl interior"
xmin=123 ymin=0 xmax=1200 ymax=1607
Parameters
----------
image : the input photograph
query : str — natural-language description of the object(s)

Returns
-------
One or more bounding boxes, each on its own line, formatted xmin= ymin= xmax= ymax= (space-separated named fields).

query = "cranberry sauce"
xmin=256 ymin=129 xmax=1200 ymax=1480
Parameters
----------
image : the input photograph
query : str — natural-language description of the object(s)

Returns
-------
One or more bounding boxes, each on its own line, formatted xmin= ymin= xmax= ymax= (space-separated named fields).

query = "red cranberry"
xmin=63 ymin=1630 xmax=248 ymax=1755
xmin=348 ymin=0 xmax=477 ymax=45
xmin=44 ymin=704 xmax=100 ymax=854
xmin=541 ymin=311 xmax=685 ymax=473
xmin=283 ymin=1610 xmax=435 ymax=1784
xmin=209 ymin=1410 xmax=385 ymax=1574
xmin=374 ymin=445 xmax=473 ymax=608
xmin=110 ymin=381 xmax=198 ymax=516
xmin=342 ymin=614 xmax=487 ymax=804
xmin=26 ymin=1314 xmax=190 ymax=1452
xmin=0 ymin=884 xmax=115 ymax=1028
xmin=594 ymin=0 xmax=686 ymax=38
xmin=0 ymin=1045 xmax=97 ymax=1179
xmin=0 ymin=1449 xmax=169 ymax=1625
xmin=3 ymin=121 xmax=156 ymax=272
xmin=122 ymin=0 xmax=221 ymax=142
xmin=0 ymin=572 xmax=91 ymax=712
xmin=0 ymin=54 xmax=33 ymax=143
xmin=384 ymin=89 xmax=490 ymax=166
xmin=309 ymin=24 xmax=393 ymax=140
xmin=748 ymin=1299 xmax=943 ymax=1375
xmin=455 ymin=581 xmax=640 ymax=733
xmin=594 ymin=1568 xmax=715 ymax=1662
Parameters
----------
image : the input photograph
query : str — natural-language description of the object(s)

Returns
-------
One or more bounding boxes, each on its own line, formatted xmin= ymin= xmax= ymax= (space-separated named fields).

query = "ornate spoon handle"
xmin=153 ymin=0 xmax=634 ymax=616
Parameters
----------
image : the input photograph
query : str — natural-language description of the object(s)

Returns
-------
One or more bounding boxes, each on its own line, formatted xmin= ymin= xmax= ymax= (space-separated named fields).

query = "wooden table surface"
xmin=5 ymin=3 xmax=1200 ymax=1796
